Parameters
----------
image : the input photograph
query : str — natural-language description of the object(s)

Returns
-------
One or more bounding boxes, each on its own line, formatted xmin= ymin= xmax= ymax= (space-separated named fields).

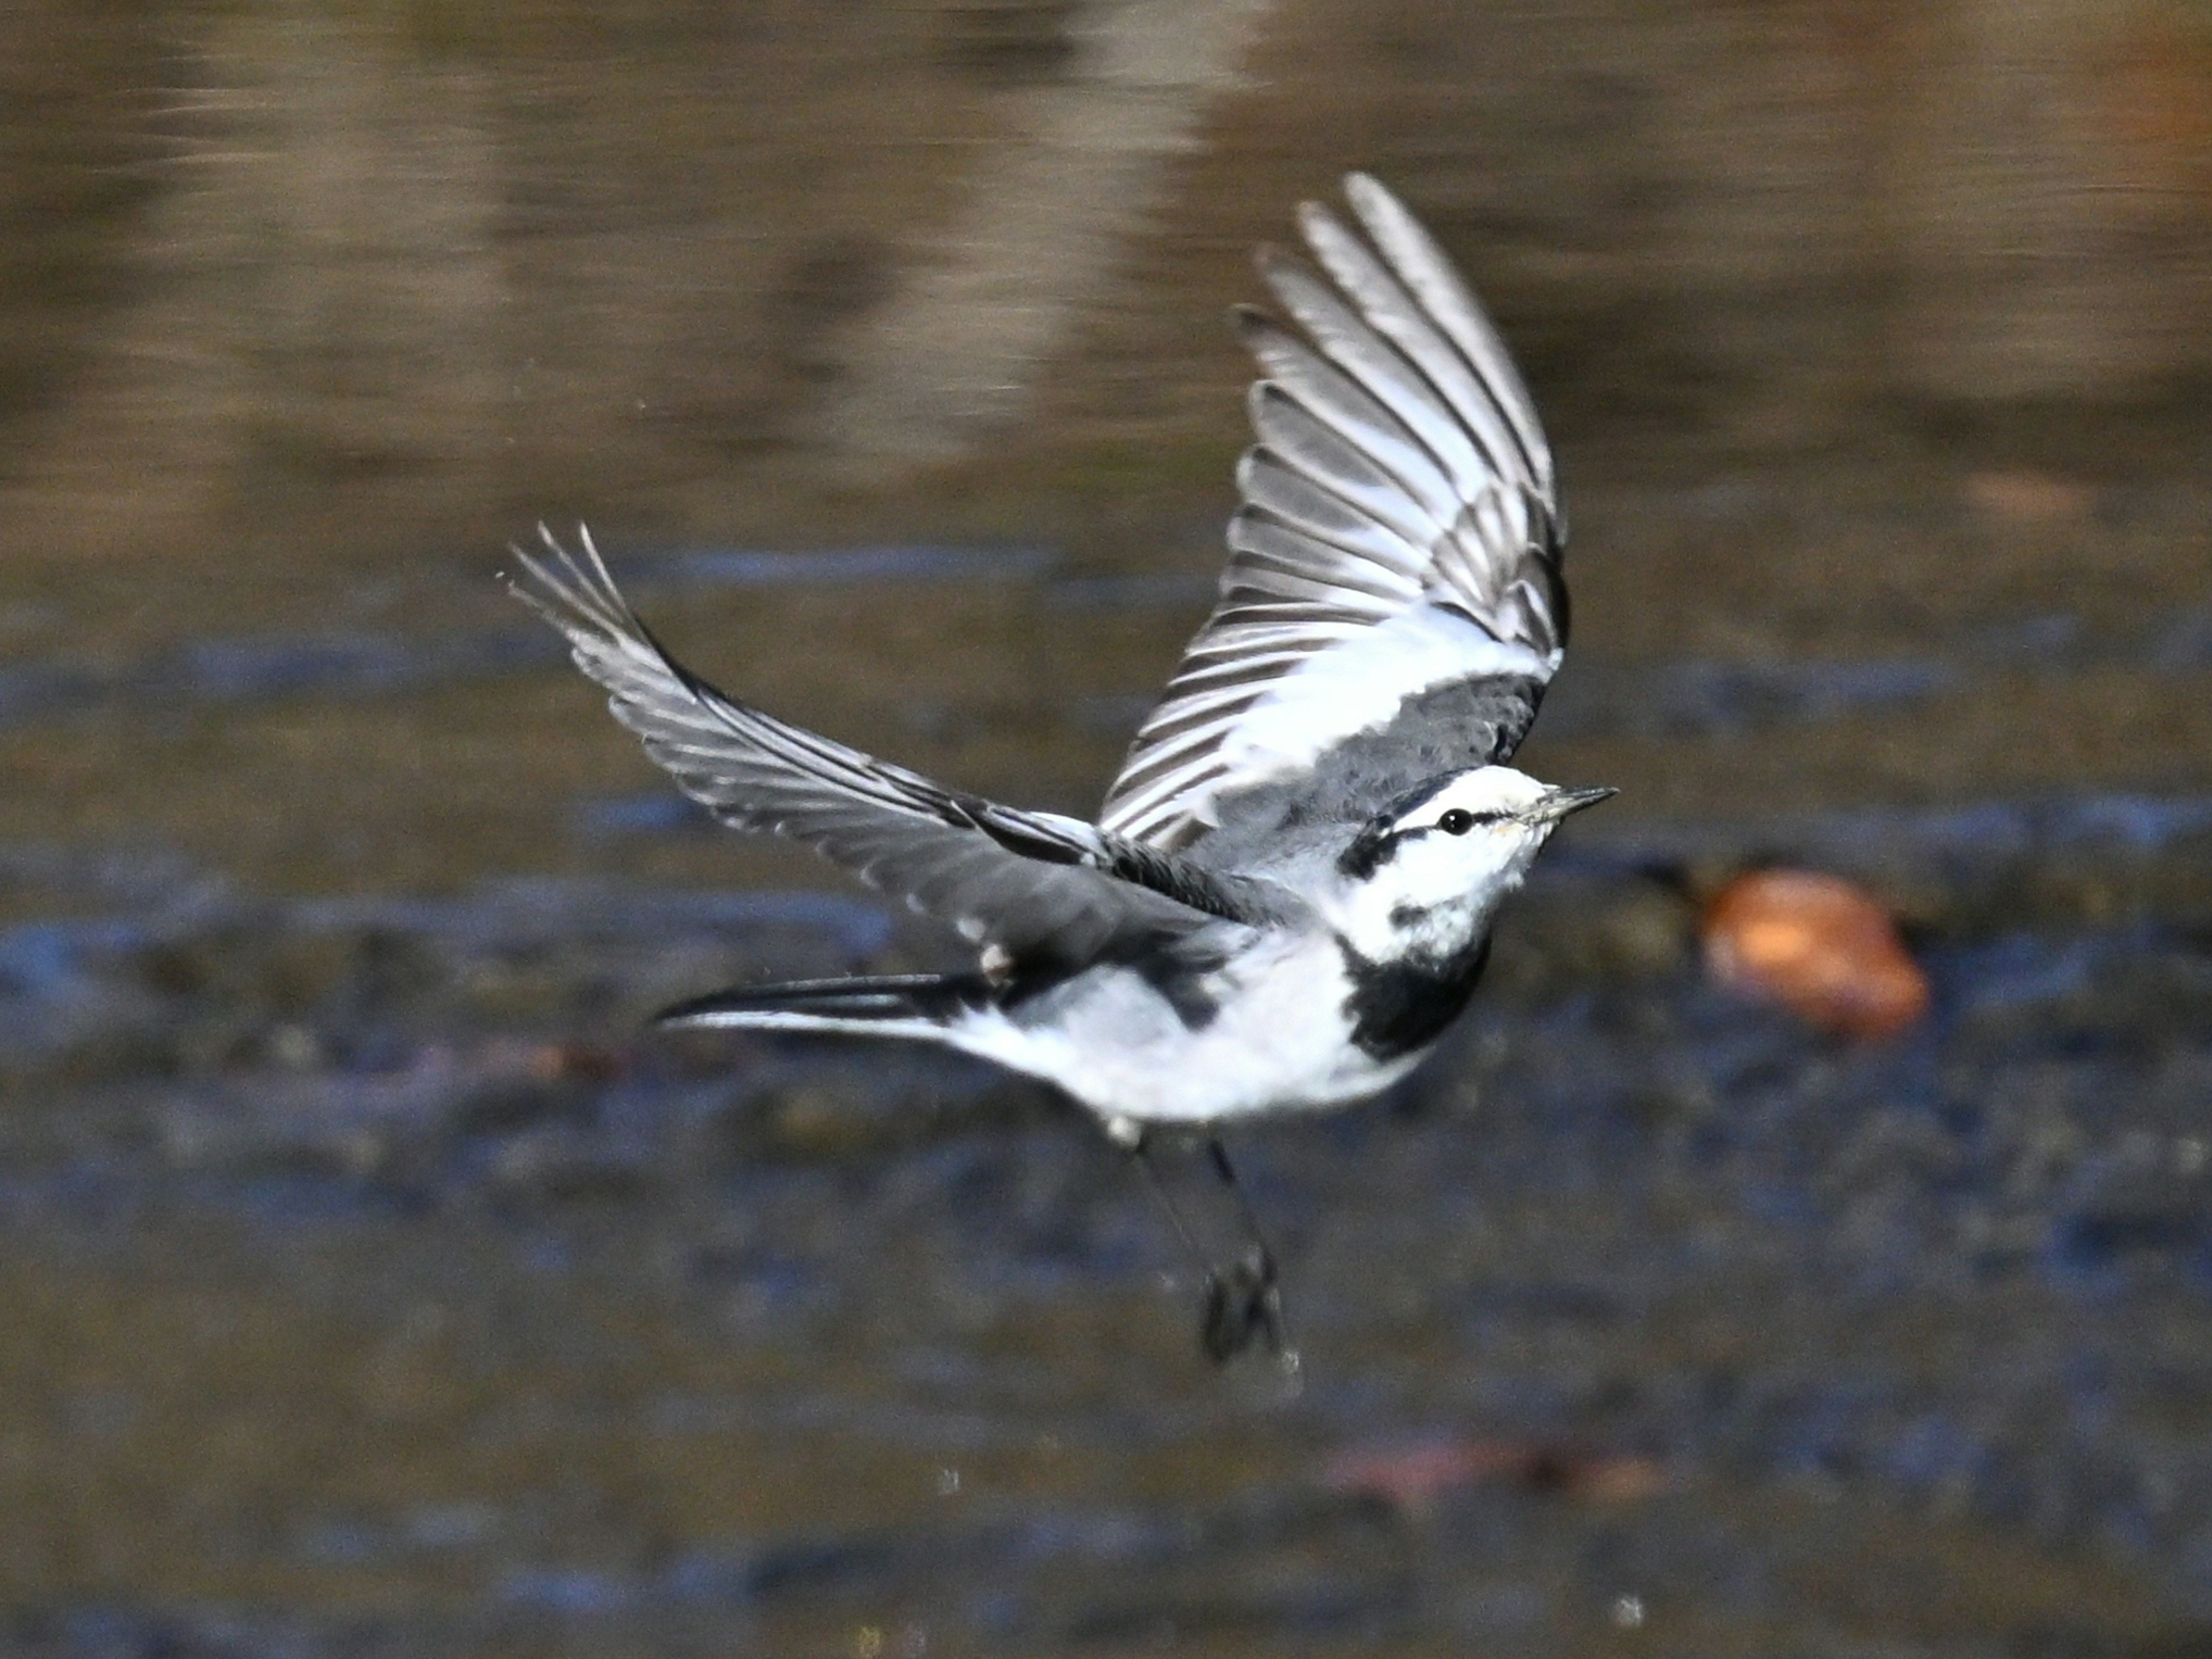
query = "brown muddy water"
xmin=7 ymin=2 xmax=2212 ymax=1654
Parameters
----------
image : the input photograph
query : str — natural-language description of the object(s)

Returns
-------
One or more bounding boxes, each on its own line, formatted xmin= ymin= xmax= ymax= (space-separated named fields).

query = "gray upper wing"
xmin=512 ymin=530 xmax=1267 ymax=972
xmin=1098 ymin=173 xmax=1568 ymax=853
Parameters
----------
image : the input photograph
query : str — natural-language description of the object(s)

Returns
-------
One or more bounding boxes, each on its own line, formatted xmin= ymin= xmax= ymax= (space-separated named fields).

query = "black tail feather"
xmin=654 ymin=973 xmax=992 ymax=1027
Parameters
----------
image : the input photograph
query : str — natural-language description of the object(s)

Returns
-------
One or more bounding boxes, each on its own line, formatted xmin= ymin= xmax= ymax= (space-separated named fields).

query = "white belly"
xmin=948 ymin=932 xmax=1427 ymax=1126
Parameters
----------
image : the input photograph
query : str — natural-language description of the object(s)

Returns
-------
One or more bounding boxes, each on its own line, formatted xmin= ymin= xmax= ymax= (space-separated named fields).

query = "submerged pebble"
xmin=1701 ymin=869 xmax=1929 ymax=1039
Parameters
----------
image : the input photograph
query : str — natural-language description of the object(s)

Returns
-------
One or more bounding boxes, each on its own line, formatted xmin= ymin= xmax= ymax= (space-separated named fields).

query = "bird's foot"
xmin=1200 ymin=1248 xmax=1285 ymax=1365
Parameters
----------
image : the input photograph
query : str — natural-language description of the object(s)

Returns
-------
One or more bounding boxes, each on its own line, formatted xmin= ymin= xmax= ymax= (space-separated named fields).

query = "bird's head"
xmin=1329 ymin=766 xmax=1615 ymax=955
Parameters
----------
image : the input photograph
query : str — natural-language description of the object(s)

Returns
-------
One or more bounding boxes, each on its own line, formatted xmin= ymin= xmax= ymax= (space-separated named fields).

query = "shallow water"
xmin=2 ymin=459 xmax=2210 ymax=1650
xmin=7 ymin=587 xmax=2212 ymax=1651
xmin=7 ymin=2 xmax=2212 ymax=1646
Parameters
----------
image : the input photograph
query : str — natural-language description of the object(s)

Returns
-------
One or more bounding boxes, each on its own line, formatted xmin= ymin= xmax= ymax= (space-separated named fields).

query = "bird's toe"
xmin=1199 ymin=1249 xmax=1285 ymax=1364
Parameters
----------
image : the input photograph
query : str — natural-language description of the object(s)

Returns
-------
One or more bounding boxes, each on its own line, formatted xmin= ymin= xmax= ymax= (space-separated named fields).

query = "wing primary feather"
xmin=1343 ymin=172 xmax=1554 ymax=499
xmin=1235 ymin=450 xmax=1428 ymax=574
xmin=1247 ymin=384 xmax=1454 ymax=543
xmin=1222 ymin=516 xmax=1405 ymax=610
xmin=1255 ymin=250 xmax=1480 ymax=504
xmin=1295 ymin=199 xmax=1525 ymax=495
xmin=1233 ymin=308 xmax=1464 ymax=531
xmin=511 ymin=528 xmax=1260 ymax=967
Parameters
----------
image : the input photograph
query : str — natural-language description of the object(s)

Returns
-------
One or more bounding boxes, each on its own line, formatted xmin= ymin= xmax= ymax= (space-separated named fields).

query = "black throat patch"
xmin=1335 ymin=931 xmax=1493 ymax=1062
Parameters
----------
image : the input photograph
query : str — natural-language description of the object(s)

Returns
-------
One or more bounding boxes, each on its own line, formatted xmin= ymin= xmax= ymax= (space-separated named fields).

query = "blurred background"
xmin=5 ymin=0 xmax=2212 ymax=1653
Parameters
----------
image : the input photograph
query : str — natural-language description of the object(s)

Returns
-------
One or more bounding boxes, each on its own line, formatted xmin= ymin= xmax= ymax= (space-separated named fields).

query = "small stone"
xmin=1703 ymin=869 xmax=1929 ymax=1040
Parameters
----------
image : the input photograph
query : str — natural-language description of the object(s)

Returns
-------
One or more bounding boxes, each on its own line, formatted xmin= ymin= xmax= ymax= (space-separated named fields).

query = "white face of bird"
xmin=1327 ymin=766 xmax=1615 ymax=957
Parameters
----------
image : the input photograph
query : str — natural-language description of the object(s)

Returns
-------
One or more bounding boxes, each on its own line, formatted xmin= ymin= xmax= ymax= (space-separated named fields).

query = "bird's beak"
xmin=1529 ymin=785 xmax=1618 ymax=823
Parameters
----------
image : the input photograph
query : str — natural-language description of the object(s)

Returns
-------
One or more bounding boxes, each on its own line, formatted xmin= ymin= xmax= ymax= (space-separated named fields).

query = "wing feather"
xmin=1221 ymin=516 xmax=1406 ymax=611
xmin=1296 ymin=200 xmax=1526 ymax=493
xmin=1099 ymin=174 xmax=1568 ymax=852
xmin=1233 ymin=310 xmax=1462 ymax=529
xmin=513 ymin=528 xmax=1265 ymax=968
xmin=1240 ymin=395 xmax=1446 ymax=554
xmin=1344 ymin=172 xmax=1554 ymax=498
xmin=1245 ymin=323 xmax=1463 ymax=536
xmin=1255 ymin=253 xmax=1512 ymax=523
xmin=1234 ymin=453 xmax=1430 ymax=581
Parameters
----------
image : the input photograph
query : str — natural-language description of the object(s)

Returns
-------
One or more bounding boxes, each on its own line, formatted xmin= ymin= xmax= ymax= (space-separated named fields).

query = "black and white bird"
xmin=512 ymin=175 xmax=1611 ymax=1363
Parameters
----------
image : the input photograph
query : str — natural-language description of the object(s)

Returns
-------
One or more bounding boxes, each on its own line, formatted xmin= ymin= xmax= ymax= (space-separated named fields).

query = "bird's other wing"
xmin=1098 ymin=173 xmax=1567 ymax=853
xmin=511 ymin=528 xmax=1274 ymax=972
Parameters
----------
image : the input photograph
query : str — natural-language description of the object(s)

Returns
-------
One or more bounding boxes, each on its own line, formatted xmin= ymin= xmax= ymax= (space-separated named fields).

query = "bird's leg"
xmin=1130 ymin=1132 xmax=1219 ymax=1293
xmin=1200 ymin=1137 xmax=1290 ymax=1365
xmin=1126 ymin=1130 xmax=1293 ymax=1368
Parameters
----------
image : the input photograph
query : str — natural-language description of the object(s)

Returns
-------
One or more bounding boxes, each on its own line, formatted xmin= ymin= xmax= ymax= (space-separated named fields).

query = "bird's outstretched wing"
xmin=512 ymin=529 xmax=1268 ymax=971
xmin=1099 ymin=173 xmax=1567 ymax=853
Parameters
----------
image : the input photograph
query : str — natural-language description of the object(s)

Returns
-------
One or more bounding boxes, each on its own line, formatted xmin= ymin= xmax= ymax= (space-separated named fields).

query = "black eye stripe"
xmin=1343 ymin=802 xmax=1515 ymax=875
xmin=1434 ymin=807 xmax=1509 ymax=835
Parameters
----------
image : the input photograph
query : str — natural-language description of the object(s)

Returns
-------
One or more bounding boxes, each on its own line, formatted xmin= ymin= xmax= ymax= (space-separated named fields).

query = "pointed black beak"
xmin=1530 ymin=785 xmax=1618 ymax=823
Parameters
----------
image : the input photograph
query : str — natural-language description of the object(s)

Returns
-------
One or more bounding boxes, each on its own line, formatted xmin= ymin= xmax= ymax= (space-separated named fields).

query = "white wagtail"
xmin=512 ymin=174 xmax=1611 ymax=1363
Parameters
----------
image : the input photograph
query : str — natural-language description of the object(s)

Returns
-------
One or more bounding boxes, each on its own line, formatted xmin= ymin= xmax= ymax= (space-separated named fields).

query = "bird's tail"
xmin=654 ymin=973 xmax=993 ymax=1039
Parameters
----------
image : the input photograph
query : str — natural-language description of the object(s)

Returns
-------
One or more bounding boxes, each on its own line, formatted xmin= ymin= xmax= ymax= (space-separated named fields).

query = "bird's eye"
xmin=1438 ymin=809 xmax=1476 ymax=835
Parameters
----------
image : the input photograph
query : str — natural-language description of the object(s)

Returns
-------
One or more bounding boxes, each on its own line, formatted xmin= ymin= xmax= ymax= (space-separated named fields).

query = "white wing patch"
xmin=1098 ymin=175 xmax=1568 ymax=850
xmin=1217 ymin=607 xmax=1557 ymax=805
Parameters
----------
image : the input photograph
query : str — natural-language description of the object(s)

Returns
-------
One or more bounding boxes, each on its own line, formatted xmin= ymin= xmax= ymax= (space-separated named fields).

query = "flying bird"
xmin=512 ymin=174 xmax=1611 ymax=1365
